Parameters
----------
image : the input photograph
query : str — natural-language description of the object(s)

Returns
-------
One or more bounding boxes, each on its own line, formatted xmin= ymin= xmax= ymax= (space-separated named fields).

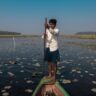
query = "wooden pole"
xmin=43 ymin=18 xmax=47 ymax=76
xmin=44 ymin=18 xmax=47 ymax=60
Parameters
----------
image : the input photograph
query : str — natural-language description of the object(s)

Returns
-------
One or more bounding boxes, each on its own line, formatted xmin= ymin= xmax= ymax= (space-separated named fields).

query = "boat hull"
xmin=32 ymin=77 xmax=70 ymax=96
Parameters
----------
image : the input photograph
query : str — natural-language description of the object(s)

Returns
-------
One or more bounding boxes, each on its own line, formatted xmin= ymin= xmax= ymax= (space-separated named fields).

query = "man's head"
xmin=49 ymin=19 xmax=57 ymax=29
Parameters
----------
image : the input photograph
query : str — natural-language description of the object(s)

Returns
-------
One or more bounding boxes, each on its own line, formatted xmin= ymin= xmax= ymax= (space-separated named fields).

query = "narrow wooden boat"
xmin=32 ymin=77 xmax=70 ymax=96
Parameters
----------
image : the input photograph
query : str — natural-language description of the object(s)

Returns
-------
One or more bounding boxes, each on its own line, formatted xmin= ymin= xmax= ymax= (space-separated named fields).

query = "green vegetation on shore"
xmin=0 ymin=34 xmax=96 ymax=39
xmin=63 ymin=34 xmax=96 ymax=39
xmin=0 ymin=31 xmax=40 ymax=38
xmin=76 ymin=35 xmax=96 ymax=39
xmin=0 ymin=35 xmax=40 ymax=38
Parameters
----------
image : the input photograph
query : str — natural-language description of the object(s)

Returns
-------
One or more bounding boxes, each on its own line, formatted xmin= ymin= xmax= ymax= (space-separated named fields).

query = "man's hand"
xmin=45 ymin=23 xmax=49 ymax=29
xmin=44 ymin=33 xmax=47 ymax=38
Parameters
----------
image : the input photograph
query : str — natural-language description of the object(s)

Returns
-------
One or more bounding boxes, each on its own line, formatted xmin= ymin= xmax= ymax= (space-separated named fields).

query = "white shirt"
xmin=42 ymin=28 xmax=59 ymax=52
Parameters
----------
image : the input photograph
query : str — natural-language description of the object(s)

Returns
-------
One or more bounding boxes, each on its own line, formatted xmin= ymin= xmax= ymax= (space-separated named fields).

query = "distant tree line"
xmin=0 ymin=31 xmax=21 ymax=35
xmin=76 ymin=32 xmax=96 ymax=35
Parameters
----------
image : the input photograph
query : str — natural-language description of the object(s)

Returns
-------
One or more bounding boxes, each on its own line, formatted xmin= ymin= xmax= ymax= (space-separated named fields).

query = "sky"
xmin=0 ymin=0 xmax=96 ymax=35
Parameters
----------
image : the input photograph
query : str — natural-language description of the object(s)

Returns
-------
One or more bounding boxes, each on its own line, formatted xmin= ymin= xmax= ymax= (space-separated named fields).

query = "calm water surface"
xmin=0 ymin=37 xmax=96 ymax=96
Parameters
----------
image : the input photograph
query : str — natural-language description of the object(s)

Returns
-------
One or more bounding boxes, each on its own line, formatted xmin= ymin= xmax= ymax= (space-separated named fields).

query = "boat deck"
xmin=32 ymin=76 xmax=70 ymax=96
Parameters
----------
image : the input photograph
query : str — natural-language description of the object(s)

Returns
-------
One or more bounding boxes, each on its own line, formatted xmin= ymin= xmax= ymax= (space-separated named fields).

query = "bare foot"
xmin=45 ymin=74 xmax=52 ymax=79
xmin=51 ymin=76 xmax=56 ymax=82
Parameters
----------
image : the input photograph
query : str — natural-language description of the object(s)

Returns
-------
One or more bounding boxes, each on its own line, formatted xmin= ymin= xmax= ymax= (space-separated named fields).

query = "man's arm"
xmin=41 ymin=32 xmax=47 ymax=39
xmin=42 ymin=22 xmax=49 ymax=39
xmin=49 ymin=28 xmax=59 ymax=35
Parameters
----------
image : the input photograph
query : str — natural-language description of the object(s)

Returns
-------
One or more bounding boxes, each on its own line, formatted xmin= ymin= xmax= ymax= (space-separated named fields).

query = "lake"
xmin=0 ymin=37 xmax=96 ymax=96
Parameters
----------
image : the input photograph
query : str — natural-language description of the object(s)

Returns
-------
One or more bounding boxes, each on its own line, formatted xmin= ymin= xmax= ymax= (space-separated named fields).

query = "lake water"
xmin=0 ymin=37 xmax=96 ymax=96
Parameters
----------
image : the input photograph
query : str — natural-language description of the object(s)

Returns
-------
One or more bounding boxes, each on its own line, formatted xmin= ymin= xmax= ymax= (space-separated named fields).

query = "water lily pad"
xmin=62 ymin=79 xmax=72 ymax=84
xmin=91 ymin=88 xmax=96 ymax=93
xmin=4 ymin=86 xmax=11 ymax=90
xmin=92 ymin=81 xmax=96 ymax=84
xmin=25 ymin=89 xmax=33 ymax=93
xmin=2 ymin=92 xmax=9 ymax=96
xmin=26 ymin=80 xmax=34 ymax=84
xmin=7 ymin=72 xmax=15 ymax=77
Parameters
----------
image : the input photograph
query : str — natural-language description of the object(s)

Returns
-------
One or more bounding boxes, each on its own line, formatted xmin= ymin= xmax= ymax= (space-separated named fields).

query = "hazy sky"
xmin=0 ymin=0 xmax=96 ymax=34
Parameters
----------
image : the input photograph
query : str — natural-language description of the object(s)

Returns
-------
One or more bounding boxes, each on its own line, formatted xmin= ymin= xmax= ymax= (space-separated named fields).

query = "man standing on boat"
xmin=42 ymin=19 xmax=60 ymax=82
xmin=32 ymin=19 xmax=70 ymax=96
